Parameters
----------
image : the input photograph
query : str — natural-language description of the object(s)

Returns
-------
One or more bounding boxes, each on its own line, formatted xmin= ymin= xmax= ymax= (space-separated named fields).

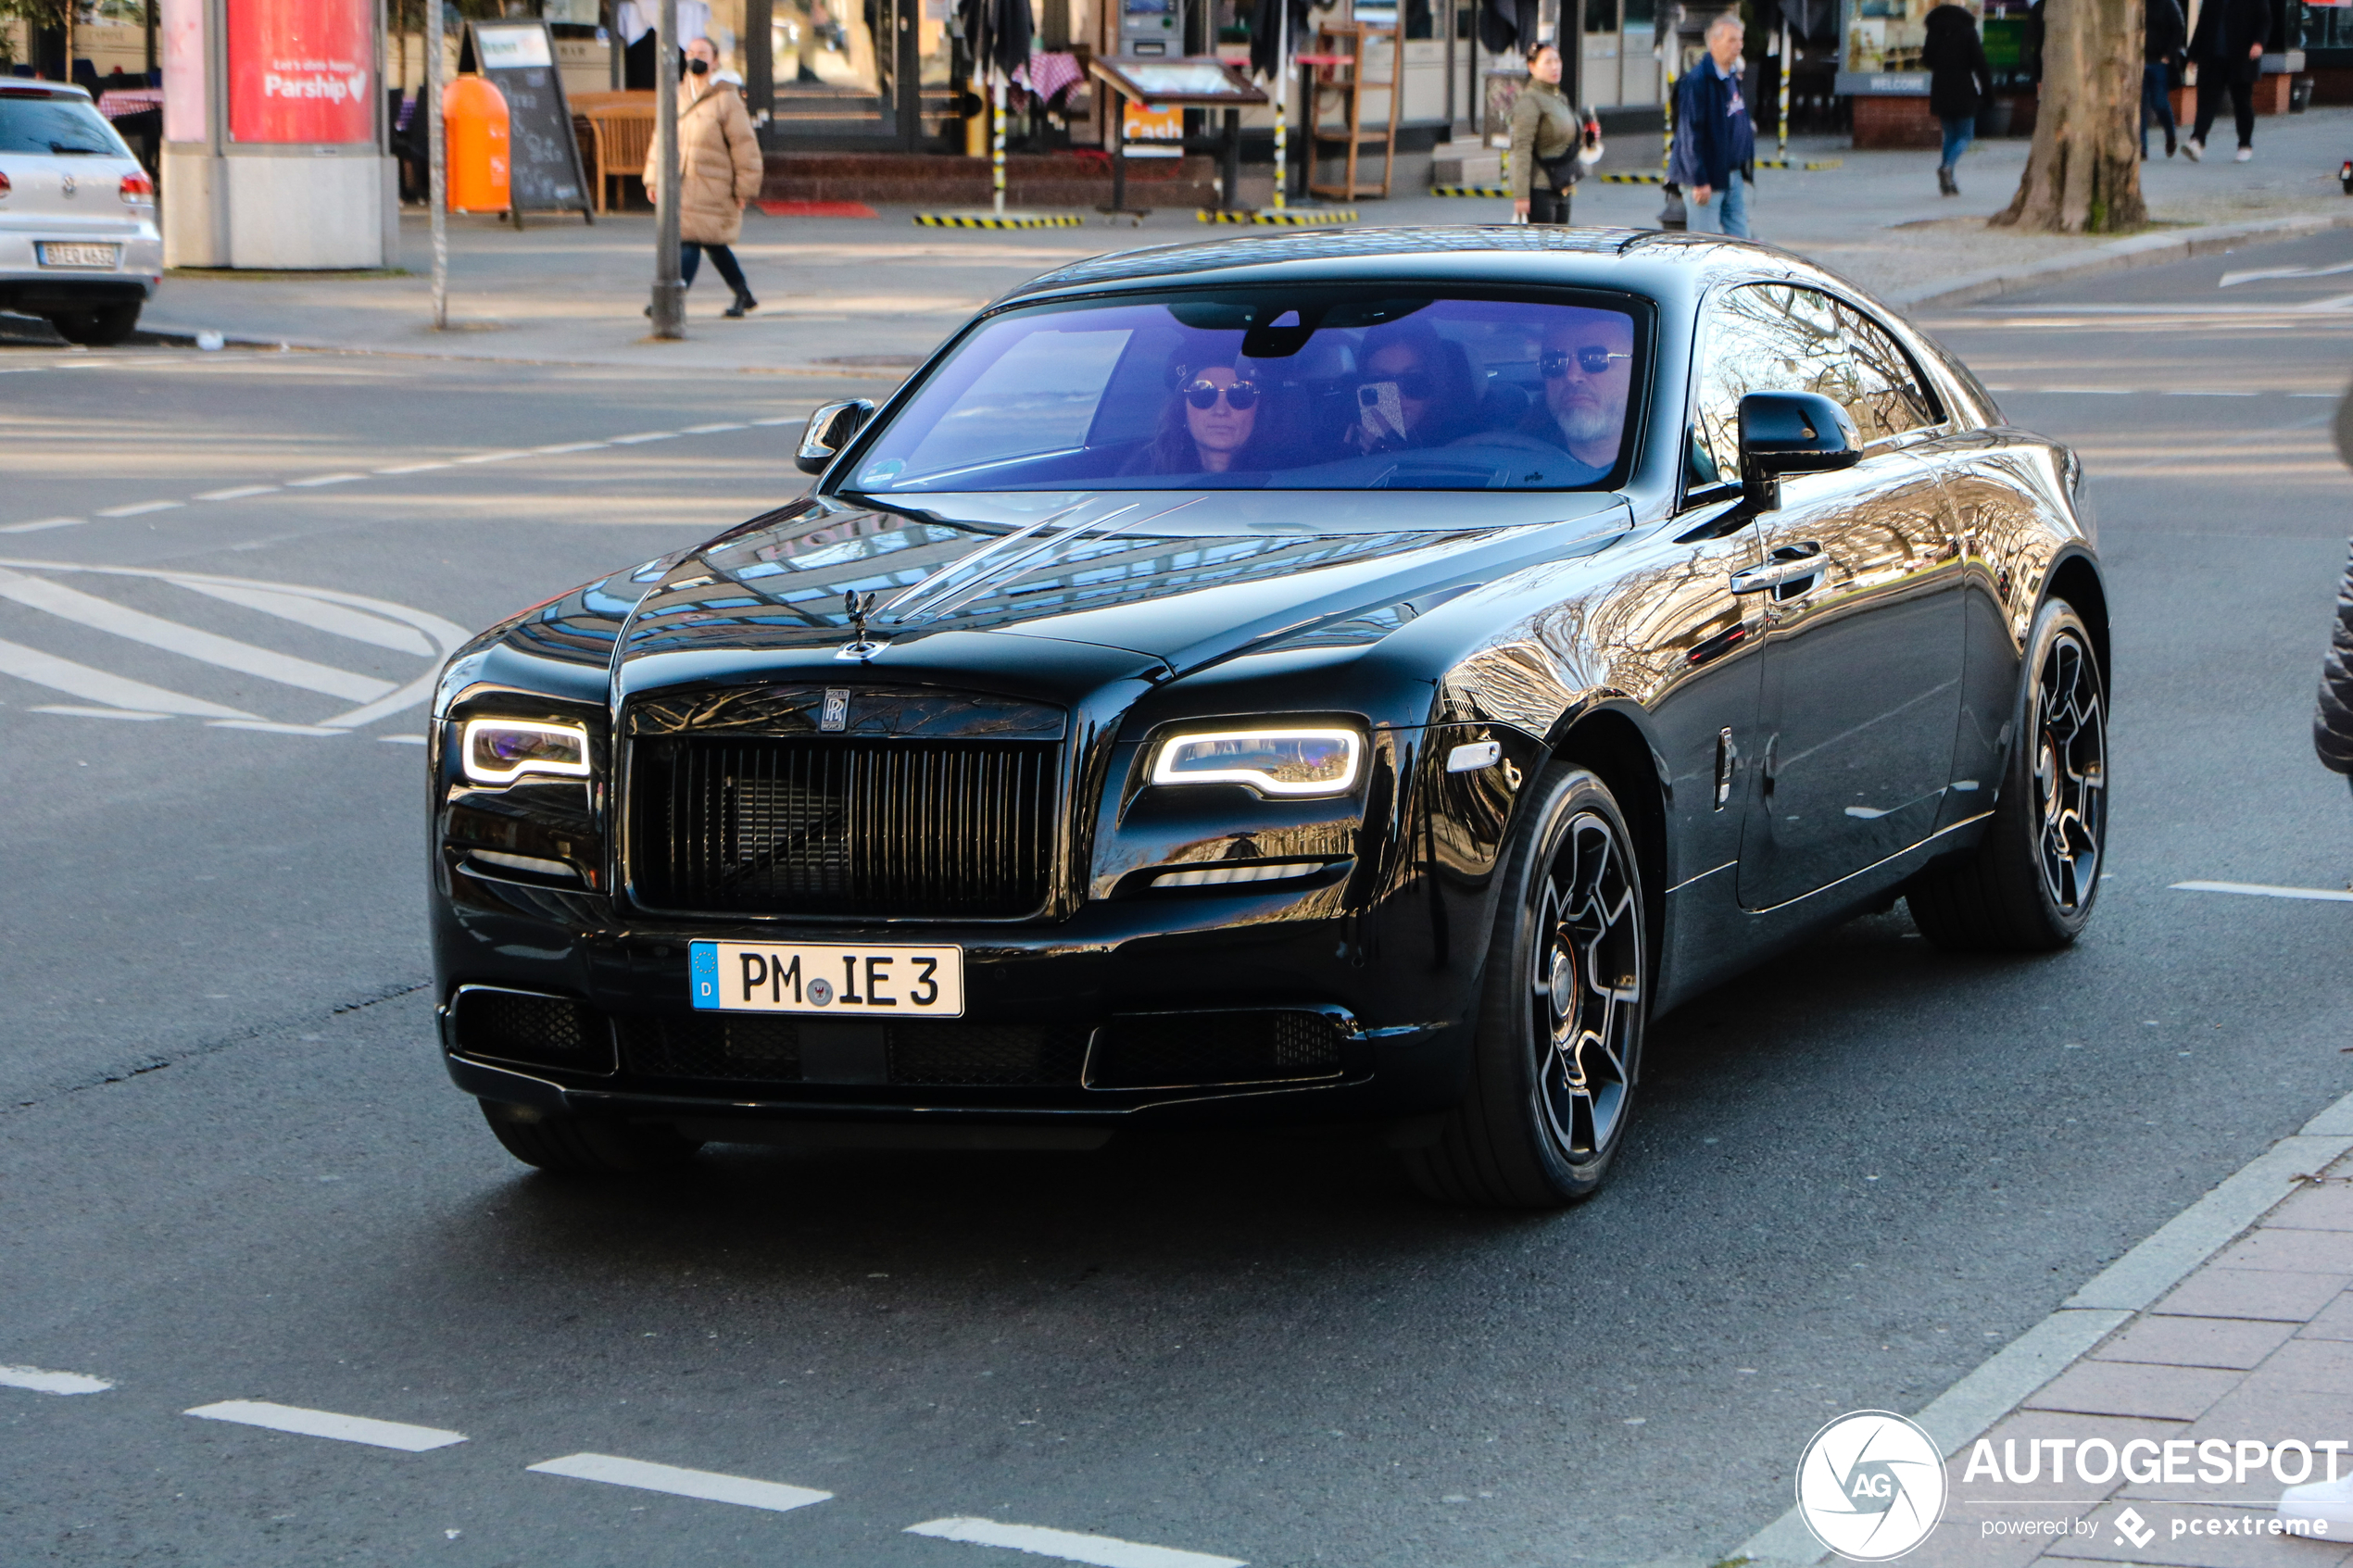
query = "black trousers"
xmin=2193 ymin=72 xmax=2254 ymax=149
xmin=1528 ymin=187 xmax=1571 ymax=225
xmin=681 ymin=242 xmax=749 ymax=295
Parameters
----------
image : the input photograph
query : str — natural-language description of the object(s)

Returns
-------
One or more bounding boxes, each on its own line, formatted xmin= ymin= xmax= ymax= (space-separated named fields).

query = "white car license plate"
xmin=36 ymin=242 xmax=120 ymax=270
xmin=689 ymin=940 xmax=963 ymax=1017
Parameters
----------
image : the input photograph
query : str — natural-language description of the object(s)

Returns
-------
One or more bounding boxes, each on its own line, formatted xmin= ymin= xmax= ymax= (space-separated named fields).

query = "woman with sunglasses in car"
xmin=1129 ymin=358 xmax=1271 ymax=476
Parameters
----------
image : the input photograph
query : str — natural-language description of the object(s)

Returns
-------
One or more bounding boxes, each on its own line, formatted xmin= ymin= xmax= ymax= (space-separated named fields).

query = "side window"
xmin=1688 ymin=284 xmax=1941 ymax=491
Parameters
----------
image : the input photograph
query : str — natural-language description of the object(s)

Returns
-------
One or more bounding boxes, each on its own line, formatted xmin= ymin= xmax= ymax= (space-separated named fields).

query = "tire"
xmin=1908 ymin=598 xmax=2107 ymax=952
xmin=479 ymin=1099 xmax=702 ymax=1174
xmin=46 ymin=302 xmax=142 ymax=348
xmin=1403 ymin=765 xmax=1649 ymax=1209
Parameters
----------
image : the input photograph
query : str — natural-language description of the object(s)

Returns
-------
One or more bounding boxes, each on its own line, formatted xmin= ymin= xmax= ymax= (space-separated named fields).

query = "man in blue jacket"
xmin=1670 ymin=12 xmax=1756 ymax=237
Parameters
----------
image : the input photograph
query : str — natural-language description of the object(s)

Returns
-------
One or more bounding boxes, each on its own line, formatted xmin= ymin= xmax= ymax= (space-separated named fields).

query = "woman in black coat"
xmin=1920 ymin=4 xmax=1992 ymax=196
xmin=2185 ymin=0 xmax=2268 ymax=160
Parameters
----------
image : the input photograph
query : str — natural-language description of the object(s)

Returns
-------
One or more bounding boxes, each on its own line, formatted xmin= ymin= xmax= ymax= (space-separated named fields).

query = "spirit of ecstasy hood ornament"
xmin=837 ymin=588 xmax=886 ymax=661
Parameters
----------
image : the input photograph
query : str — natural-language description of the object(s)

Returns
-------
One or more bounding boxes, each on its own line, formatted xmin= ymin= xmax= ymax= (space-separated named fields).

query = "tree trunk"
xmin=1991 ymin=0 xmax=2146 ymax=232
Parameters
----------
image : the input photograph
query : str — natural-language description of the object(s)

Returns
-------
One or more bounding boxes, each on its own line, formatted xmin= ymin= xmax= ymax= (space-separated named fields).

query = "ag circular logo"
xmin=1794 ymin=1410 xmax=1947 ymax=1561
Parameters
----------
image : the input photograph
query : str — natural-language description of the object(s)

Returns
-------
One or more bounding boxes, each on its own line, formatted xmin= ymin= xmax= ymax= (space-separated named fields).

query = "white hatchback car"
xmin=0 ymin=82 xmax=162 ymax=346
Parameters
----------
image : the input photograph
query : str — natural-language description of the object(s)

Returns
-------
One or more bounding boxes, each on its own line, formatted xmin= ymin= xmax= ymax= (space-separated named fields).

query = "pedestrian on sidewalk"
xmin=1920 ymin=3 xmax=1990 ymax=196
xmin=2314 ymin=390 xmax=2353 ymax=791
xmin=2183 ymin=0 xmax=2267 ymax=162
xmin=1509 ymin=42 xmax=1581 ymax=226
xmin=2142 ymin=0 xmax=2184 ymax=157
xmin=1667 ymin=11 xmax=1755 ymax=238
xmin=642 ymin=35 xmax=764 ymax=319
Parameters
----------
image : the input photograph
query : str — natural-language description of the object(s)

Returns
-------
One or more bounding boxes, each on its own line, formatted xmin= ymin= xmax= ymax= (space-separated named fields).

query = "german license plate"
xmin=689 ymin=940 xmax=963 ymax=1017
xmin=36 ymin=242 xmax=120 ymax=270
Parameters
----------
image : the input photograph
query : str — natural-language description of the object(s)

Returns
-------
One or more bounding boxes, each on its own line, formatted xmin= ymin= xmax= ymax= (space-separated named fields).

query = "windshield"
xmin=0 ymin=94 xmax=132 ymax=157
xmin=845 ymin=288 xmax=1648 ymax=494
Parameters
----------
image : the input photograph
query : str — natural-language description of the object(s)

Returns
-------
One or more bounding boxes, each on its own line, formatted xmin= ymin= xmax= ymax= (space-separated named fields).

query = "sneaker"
xmin=2282 ymin=1473 xmax=2353 ymax=1531
xmin=2183 ymin=137 xmax=2204 ymax=160
xmin=2234 ymin=145 xmax=2253 ymax=162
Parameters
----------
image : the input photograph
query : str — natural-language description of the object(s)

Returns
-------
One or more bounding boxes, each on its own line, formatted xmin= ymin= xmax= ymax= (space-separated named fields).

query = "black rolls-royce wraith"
xmin=430 ymin=226 xmax=2107 ymax=1208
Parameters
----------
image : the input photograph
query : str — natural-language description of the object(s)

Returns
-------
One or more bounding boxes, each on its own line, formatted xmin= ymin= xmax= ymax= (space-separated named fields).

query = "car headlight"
xmin=1150 ymin=727 xmax=1362 ymax=797
xmin=460 ymin=718 xmax=592 ymax=785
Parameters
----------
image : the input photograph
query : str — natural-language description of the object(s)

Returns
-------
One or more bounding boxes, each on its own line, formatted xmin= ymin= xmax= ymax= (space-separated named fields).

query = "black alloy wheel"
xmin=1909 ymin=599 xmax=2107 ymax=951
xmin=1403 ymin=765 xmax=1648 ymax=1209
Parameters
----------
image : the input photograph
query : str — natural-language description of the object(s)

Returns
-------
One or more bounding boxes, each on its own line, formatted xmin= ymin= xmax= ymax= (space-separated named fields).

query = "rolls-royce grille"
xmin=630 ymin=737 xmax=1060 ymax=917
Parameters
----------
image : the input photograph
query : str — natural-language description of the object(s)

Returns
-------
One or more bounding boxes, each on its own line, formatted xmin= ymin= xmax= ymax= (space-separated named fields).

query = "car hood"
xmin=607 ymin=488 xmax=1631 ymax=699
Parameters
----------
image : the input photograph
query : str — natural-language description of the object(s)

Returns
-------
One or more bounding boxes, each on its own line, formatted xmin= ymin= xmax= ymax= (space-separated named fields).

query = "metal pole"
xmin=428 ymin=0 xmax=447 ymax=328
xmin=1271 ymin=2 xmax=1288 ymax=210
xmin=1777 ymin=15 xmax=1789 ymax=159
xmin=650 ymin=0 xmax=684 ymax=336
xmin=991 ymin=69 xmax=1006 ymax=215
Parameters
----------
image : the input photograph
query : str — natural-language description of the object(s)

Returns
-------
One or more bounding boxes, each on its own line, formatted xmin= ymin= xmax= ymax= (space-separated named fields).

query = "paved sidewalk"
xmin=106 ymin=107 xmax=2353 ymax=372
xmin=1740 ymin=1091 xmax=2353 ymax=1568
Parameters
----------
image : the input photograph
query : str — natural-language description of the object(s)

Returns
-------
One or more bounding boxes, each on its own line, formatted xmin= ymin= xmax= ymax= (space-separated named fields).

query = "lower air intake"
xmin=450 ymin=988 xmax=617 ymax=1074
xmin=615 ymin=1015 xmax=1088 ymax=1088
xmin=1084 ymin=1010 xmax=1349 ymax=1090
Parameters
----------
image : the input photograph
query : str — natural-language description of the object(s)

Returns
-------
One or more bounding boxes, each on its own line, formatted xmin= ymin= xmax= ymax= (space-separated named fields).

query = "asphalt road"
xmin=2 ymin=232 xmax=2349 ymax=1568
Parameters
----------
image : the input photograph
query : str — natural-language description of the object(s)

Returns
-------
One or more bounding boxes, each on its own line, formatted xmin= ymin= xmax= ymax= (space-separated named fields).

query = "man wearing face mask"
xmin=643 ymin=37 xmax=765 ymax=318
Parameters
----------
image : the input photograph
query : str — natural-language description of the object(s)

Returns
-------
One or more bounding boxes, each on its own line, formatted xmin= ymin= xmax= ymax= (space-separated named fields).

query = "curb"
xmin=1890 ymin=207 xmax=2353 ymax=313
xmin=1730 ymin=1085 xmax=2353 ymax=1567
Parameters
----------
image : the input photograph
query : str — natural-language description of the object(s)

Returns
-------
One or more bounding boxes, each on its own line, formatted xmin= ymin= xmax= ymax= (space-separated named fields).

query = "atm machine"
xmin=1117 ymin=0 xmax=1186 ymax=56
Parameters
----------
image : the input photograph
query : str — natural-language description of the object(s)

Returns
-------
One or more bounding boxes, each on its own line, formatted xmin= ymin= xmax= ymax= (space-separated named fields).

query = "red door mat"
xmin=755 ymin=200 xmax=881 ymax=218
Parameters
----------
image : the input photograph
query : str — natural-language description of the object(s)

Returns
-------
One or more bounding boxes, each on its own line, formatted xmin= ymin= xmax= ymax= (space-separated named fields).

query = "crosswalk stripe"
xmin=0 ymin=636 xmax=255 ymax=719
xmin=0 ymin=568 xmax=395 ymax=703
xmin=172 ymin=581 xmax=436 ymax=656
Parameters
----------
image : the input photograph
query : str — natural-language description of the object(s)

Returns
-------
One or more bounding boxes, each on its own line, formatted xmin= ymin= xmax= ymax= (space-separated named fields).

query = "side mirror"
xmin=796 ymin=398 xmax=875 ymax=476
xmin=1738 ymin=391 xmax=1860 ymax=509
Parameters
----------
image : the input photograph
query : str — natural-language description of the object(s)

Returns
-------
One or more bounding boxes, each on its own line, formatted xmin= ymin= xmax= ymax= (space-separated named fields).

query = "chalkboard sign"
xmin=465 ymin=21 xmax=594 ymax=226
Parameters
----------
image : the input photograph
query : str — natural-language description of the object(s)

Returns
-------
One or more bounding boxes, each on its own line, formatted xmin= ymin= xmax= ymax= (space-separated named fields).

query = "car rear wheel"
xmin=479 ymin=1100 xmax=703 ymax=1174
xmin=1403 ymin=765 xmax=1647 ymax=1209
xmin=46 ymin=302 xmax=142 ymax=347
xmin=1908 ymin=598 xmax=2106 ymax=952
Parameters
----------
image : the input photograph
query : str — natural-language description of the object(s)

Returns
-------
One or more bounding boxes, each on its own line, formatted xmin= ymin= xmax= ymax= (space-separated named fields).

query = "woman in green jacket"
xmin=1510 ymin=42 xmax=1580 ymax=224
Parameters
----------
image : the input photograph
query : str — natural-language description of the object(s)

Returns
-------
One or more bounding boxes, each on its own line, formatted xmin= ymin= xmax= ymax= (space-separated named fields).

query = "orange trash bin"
xmin=442 ymin=76 xmax=510 ymax=214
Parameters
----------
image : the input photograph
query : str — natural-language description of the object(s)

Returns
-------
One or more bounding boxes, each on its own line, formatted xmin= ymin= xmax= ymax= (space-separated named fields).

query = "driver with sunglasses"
xmin=1525 ymin=313 xmax=1636 ymax=478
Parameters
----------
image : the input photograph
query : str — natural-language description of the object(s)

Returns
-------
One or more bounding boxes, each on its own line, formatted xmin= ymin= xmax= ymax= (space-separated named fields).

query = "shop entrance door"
xmin=768 ymin=0 xmax=950 ymax=147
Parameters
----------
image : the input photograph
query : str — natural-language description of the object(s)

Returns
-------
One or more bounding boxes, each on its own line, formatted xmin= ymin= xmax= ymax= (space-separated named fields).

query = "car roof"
xmin=1 ymin=82 xmax=94 ymax=99
xmin=997 ymin=225 xmax=1806 ymax=309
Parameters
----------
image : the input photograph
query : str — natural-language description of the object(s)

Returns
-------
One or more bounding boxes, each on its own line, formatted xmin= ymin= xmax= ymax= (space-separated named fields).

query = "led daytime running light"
xmin=460 ymin=718 xmax=592 ymax=785
xmin=1150 ymin=728 xmax=1362 ymax=797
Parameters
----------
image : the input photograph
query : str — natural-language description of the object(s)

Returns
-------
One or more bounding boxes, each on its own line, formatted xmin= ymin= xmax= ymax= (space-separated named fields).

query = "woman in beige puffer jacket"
xmin=643 ymin=37 xmax=765 ymax=315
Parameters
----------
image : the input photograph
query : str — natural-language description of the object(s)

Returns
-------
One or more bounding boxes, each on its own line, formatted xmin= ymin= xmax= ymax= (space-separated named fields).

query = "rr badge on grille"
xmin=820 ymin=689 xmax=849 ymax=731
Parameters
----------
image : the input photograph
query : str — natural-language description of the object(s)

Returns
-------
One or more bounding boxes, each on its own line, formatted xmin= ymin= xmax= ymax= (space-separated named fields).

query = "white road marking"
xmin=380 ymin=734 xmax=428 ymax=744
xmin=0 ymin=567 xmax=394 ymax=702
xmin=0 ymin=517 xmax=86 ymax=533
xmin=184 ymin=1400 xmax=467 ymax=1450
xmin=286 ymin=472 xmax=369 ymax=488
xmin=2219 ymin=257 xmax=2353 ymax=288
xmin=0 ymin=637 xmax=255 ymax=719
xmin=750 ymin=415 xmax=802 ymax=425
xmin=195 ymin=484 xmax=280 ymax=501
xmin=0 ymin=1365 xmax=113 ymax=1395
xmin=373 ymin=460 xmax=455 ymax=474
xmin=94 ymin=500 xmax=184 ymax=518
xmin=532 ymin=441 xmax=609 ymax=454
xmin=526 ymin=1453 xmax=832 ymax=1513
xmin=610 ymin=431 xmax=682 ymax=445
xmin=904 ymin=1518 xmax=1248 ymax=1568
xmin=31 ymin=705 xmax=171 ymax=721
xmin=681 ymin=421 xmax=749 ymax=433
xmin=208 ymin=719 xmax=348 ymax=735
xmin=175 ymin=581 xmax=436 ymax=656
xmin=456 ymin=449 xmax=532 ymax=465
xmin=2171 ymin=879 xmax=2353 ymax=903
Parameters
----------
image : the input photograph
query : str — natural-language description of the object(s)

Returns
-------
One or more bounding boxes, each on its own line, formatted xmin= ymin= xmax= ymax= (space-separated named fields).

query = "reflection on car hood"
xmin=611 ymin=488 xmax=1630 ymax=680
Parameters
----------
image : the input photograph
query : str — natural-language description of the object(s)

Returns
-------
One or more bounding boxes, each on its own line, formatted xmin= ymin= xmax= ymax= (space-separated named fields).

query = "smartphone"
xmin=1357 ymin=381 xmax=1405 ymax=443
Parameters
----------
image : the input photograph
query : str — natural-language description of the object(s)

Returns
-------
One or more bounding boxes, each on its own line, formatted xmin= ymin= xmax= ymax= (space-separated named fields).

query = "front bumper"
xmin=432 ymin=871 xmax=1490 ymax=1133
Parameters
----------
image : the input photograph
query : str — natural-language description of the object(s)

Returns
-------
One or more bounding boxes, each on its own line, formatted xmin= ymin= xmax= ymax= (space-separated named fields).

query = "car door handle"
xmin=1730 ymin=545 xmax=1826 ymax=595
